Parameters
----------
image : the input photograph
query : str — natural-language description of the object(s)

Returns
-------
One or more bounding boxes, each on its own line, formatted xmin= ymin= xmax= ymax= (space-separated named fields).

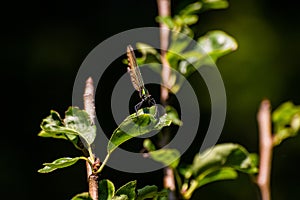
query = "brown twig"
xmin=256 ymin=99 xmax=273 ymax=200
xmin=156 ymin=0 xmax=177 ymax=199
xmin=83 ymin=77 xmax=98 ymax=200
xmin=157 ymin=0 xmax=171 ymax=104
xmin=84 ymin=77 xmax=96 ymax=123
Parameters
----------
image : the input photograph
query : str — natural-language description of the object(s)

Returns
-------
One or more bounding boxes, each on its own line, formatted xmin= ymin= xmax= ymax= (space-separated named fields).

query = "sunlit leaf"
xmin=154 ymin=114 xmax=172 ymax=130
xmin=149 ymin=148 xmax=181 ymax=168
xmin=38 ymin=107 xmax=96 ymax=147
xmin=135 ymin=42 xmax=162 ymax=74
xmin=107 ymin=106 xmax=171 ymax=154
xmin=64 ymin=107 xmax=96 ymax=145
xmin=112 ymin=195 xmax=129 ymax=200
xmin=99 ymin=179 xmax=115 ymax=200
xmin=38 ymin=157 xmax=85 ymax=173
xmin=115 ymin=181 xmax=136 ymax=200
xmin=136 ymin=43 xmax=160 ymax=59
xmin=155 ymin=16 xmax=174 ymax=28
xmin=182 ymin=15 xmax=198 ymax=25
xmin=272 ymin=101 xmax=300 ymax=146
xmin=196 ymin=167 xmax=237 ymax=187
xmin=201 ymin=0 xmax=229 ymax=11
xmin=197 ymin=30 xmax=238 ymax=61
xmin=179 ymin=2 xmax=202 ymax=15
xmin=71 ymin=192 xmax=92 ymax=200
xmin=181 ymin=143 xmax=257 ymax=199
xmin=38 ymin=110 xmax=78 ymax=140
xmin=143 ymin=139 xmax=156 ymax=151
xmin=191 ymin=143 xmax=258 ymax=176
xmin=165 ymin=105 xmax=183 ymax=126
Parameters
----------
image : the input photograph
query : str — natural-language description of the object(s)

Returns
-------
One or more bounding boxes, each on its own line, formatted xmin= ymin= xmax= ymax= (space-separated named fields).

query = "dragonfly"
xmin=126 ymin=45 xmax=157 ymax=116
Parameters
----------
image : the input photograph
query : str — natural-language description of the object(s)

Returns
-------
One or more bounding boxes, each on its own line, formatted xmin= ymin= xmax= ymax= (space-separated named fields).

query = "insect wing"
xmin=127 ymin=45 xmax=145 ymax=92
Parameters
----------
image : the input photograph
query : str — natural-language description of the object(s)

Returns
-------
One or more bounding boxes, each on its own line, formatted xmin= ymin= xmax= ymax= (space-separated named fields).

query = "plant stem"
xmin=84 ymin=77 xmax=96 ymax=123
xmin=256 ymin=99 xmax=273 ymax=200
xmin=157 ymin=0 xmax=171 ymax=104
xmin=88 ymin=174 xmax=99 ymax=200
xmin=83 ymin=77 xmax=98 ymax=200
xmin=157 ymin=0 xmax=177 ymax=199
xmin=96 ymin=154 xmax=110 ymax=174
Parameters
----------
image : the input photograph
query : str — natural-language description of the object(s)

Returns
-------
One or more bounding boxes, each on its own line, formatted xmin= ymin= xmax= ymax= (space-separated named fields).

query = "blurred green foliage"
xmin=3 ymin=0 xmax=299 ymax=199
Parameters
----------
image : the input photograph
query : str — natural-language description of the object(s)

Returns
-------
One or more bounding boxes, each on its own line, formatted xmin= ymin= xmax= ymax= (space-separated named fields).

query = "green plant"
xmin=37 ymin=0 xmax=300 ymax=199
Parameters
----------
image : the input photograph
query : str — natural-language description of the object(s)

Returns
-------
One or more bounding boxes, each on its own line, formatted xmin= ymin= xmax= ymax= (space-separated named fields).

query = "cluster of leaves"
xmin=37 ymin=102 xmax=300 ymax=199
xmin=156 ymin=0 xmax=228 ymax=37
xmin=38 ymin=107 xmax=96 ymax=152
xmin=143 ymin=141 xmax=258 ymax=199
xmin=141 ymin=101 xmax=300 ymax=199
xmin=38 ymin=106 xmax=174 ymax=173
xmin=135 ymin=0 xmax=237 ymax=93
xmin=71 ymin=180 xmax=167 ymax=200
xmin=178 ymin=144 xmax=257 ymax=199
xmin=126 ymin=0 xmax=300 ymax=199
xmin=126 ymin=1 xmax=256 ymax=198
xmin=37 ymin=0 xmax=300 ymax=199
xmin=38 ymin=105 xmax=181 ymax=199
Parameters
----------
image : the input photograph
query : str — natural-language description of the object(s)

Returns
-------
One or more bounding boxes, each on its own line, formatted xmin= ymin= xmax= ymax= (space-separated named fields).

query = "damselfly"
xmin=126 ymin=45 xmax=157 ymax=116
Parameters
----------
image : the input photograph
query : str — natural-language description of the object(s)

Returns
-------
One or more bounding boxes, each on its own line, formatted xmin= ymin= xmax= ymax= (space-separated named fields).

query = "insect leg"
xmin=134 ymin=99 xmax=144 ymax=116
xmin=148 ymin=97 xmax=158 ymax=117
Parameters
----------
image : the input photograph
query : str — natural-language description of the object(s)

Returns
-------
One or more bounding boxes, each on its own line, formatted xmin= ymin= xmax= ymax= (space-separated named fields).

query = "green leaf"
xmin=38 ymin=157 xmax=85 ymax=173
xmin=149 ymin=149 xmax=181 ymax=168
xmin=181 ymin=143 xmax=256 ymax=199
xmin=182 ymin=168 xmax=237 ymax=199
xmin=178 ymin=164 xmax=193 ymax=179
xmin=38 ymin=107 xmax=96 ymax=147
xmin=107 ymin=106 xmax=171 ymax=154
xmin=272 ymin=101 xmax=300 ymax=146
xmin=112 ymin=195 xmax=129 ymax=200
xmin=196 ymin=167 xmax=237 ymax=187
xmin=155 ymin=16 xmax=174 ymax=28
xmin=197 ymin=30 xmax=238 ymax=61
xmin=168 ymin=33 xmax=192 ymax=58
xmin=143 ymin=139 xmax=156 ymax=151
xmin=172 ymin=15 xmax=199 ymax=27
xmin=179 ymin=2 xmax=202 ymax=15
xmin=201 ymin=0 xmax=229 ymax=11
xmin=99 ymin=179 xmax=115 ymax=200
xmin=71 ymin=192 xmax=92 ymax=200
xmin=181 ymin=15 xmax=198 ymax=25
xmin=115 ymin=181 xmax=136 ymax=200
xmin=137 ymin=185 xmax=168 ymax=200
xmin=154 ymin=114 xmax=172 ymax=130
xmin=167 ymin=31 xmax=237 ymax=81
xmin=135 ymin=42 xmax=162 ymax=75
xmin=191 ymin=143 xmax=258 ymax=176
xmin=165 ymin=106 xmax=183 ymax=126
xmin=136 ymin=43 xmax=160 ymax=60
xmin=38 ymin=110 xmax=78 ymax=140
xmin=64 ymin=107 xmax=96 ymax=145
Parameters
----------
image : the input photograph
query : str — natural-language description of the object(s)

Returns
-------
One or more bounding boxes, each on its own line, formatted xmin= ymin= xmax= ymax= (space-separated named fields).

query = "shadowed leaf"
xmin=99 ymin=179 xmax=115 ymax=200
xmin=137 ymin=185 xmax=168 ymax=200
xmin=115 ymin=181 xmax=136 ymax=200
xmin=71 ymin=192 xmax=92 ymax=200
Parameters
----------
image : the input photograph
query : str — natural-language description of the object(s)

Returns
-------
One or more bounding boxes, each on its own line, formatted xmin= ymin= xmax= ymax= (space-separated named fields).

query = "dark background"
xmin=2 ymin=0 xmax=300 ymax=199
